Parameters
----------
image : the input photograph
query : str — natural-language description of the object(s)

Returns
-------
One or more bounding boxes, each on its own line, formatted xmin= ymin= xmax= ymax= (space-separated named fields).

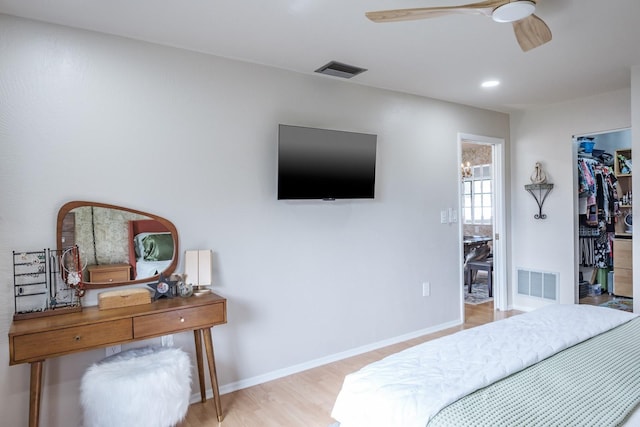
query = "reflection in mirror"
xmin=57 ymin=201 xmax=179 ymax=289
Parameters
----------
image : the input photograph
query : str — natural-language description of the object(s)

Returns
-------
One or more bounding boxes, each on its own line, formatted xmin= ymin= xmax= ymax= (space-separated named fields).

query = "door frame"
xmin=458 ymin=133 xmax=507 ymax=315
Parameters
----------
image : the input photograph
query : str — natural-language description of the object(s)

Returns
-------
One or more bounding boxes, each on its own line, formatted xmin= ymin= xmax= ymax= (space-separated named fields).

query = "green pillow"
xmin=142 ymin=234 xmax=174 ymax=261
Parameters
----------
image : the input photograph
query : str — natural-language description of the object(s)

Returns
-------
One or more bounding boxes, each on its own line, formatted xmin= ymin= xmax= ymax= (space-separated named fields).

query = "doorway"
xmin=574 ymin=128 xmax=633 ymax=312
xmin=458 ymin=133 xmax=507 ymax=318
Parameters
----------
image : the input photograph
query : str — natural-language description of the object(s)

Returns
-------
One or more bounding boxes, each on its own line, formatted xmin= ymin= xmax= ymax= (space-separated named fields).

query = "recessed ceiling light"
xmin=481 ymin=80 xmax=501 ymax=88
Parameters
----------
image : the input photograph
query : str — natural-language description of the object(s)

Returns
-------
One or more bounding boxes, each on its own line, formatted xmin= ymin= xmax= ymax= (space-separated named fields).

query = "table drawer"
xmin=88 ymin=264 xmax=131 ymax=283
xmin=91 ymin=269 xmax=130 ymax=282
xmin=134 ymin=303 xmax=225 ymax=338
xmin=12 ymin=318 xmax=132 ymax=363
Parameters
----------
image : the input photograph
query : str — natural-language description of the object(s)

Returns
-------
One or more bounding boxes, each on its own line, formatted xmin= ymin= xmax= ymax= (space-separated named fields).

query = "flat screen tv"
xmin=278 ymin=124 xmax=377 ymax=200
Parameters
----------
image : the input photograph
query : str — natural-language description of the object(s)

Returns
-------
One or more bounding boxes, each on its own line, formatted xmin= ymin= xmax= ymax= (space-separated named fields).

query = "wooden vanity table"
xmin=8 ymin=292 xmax=227 ymax=427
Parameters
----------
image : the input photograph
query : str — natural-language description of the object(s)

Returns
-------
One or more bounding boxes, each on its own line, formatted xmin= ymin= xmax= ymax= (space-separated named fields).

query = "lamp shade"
xmin=184 ymin=250 xmax=212 ymax=286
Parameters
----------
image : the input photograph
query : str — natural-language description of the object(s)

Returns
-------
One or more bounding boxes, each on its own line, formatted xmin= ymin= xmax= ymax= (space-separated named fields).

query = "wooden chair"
xmin=466 ymin=257 xmax=493 ymax=297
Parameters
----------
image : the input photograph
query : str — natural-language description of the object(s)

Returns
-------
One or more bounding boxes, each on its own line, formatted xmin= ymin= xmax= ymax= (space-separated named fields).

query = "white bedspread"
xmin=135 ymin=259 xmax=171 ymax=279
xmin=331 ymin=304 xmax=637 ymax=427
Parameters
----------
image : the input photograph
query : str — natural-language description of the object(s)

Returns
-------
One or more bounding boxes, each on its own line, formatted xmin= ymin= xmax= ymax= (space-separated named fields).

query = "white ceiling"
xmin=1 ymin=0 xmax=639 ymax=113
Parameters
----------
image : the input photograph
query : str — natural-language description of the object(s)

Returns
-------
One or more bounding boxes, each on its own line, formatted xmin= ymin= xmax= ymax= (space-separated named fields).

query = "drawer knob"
xmin=74 ymin=335 xmax=81 ymax=341
xmin=180 ymin=317 xmax=185 ymax=323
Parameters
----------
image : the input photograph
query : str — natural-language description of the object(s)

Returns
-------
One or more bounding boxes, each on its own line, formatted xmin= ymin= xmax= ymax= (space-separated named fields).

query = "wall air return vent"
xmin=517 ymin=268 xmax=558 ymax=301
xmin=315 ymin=61 xmax=367 ymax=79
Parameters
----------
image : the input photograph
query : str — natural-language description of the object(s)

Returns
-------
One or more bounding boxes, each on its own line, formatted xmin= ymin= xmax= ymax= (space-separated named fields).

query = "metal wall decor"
xmin=525 ymin=183 xmax=554 ymax=219
xmin=13 ymin=246 xmax=83 ymax=320
xmin=525 ymin=162 xmax=553 ymax=219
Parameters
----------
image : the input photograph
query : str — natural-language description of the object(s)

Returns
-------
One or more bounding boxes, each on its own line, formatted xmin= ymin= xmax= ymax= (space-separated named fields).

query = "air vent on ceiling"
xmin=315 ymin=61 xmax=367 ymax=79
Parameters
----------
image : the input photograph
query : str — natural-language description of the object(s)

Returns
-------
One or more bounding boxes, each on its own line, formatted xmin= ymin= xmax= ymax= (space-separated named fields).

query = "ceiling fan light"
xmin=492 ymin=1 xmax=535 ymax=23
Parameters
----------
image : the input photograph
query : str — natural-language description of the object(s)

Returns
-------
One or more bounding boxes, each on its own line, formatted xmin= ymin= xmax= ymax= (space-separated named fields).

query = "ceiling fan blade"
xmin=366 ymin=0 xmax=508 ymax=23
xmin=513 ymin=14 xmax=552 ymax=51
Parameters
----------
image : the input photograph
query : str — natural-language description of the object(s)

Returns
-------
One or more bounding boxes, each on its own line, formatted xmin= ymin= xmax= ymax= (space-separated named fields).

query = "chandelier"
xmin=461 ymin=161 xmax=472 ymax=179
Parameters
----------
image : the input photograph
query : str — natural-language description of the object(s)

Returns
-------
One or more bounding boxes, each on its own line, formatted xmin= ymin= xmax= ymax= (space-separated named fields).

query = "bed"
xmin=331 ymin=304 xmax=640 ymax=427
xmin=127 ymin=219 xmax=175 ymax=280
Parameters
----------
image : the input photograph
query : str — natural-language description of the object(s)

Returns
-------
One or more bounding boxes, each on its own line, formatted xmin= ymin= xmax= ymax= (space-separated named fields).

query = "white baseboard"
xmin=196 ymin=318 xmax=462 ymax=398
xmin=511 ymin=304 xmax=538 ymax=313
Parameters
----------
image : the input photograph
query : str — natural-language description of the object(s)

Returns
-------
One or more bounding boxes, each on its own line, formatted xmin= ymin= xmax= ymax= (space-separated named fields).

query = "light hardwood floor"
xmin=180 ymin=302 xmax=521 ymax=427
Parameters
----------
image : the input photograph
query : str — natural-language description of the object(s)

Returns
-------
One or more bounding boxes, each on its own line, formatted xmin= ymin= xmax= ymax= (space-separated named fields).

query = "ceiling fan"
xmin=366 ymin=0 xmax=552 ymax=52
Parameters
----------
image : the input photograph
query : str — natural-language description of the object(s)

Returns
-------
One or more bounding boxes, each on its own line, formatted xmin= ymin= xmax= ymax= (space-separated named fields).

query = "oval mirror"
xmin=56 ymin=201 xmax=179 ymax=289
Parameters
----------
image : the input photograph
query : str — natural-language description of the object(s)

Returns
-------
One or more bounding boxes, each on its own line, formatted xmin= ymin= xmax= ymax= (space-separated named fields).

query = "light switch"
xmin=449 ymin=208 xmax=458 ymax=223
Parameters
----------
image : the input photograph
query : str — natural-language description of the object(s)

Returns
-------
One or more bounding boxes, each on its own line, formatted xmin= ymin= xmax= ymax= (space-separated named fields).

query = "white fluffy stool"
xmin=80 ymin=346 xmax=191 ymax=427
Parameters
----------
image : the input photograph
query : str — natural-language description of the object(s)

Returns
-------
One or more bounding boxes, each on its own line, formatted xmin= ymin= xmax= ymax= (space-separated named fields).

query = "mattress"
xmin=331 ymin=304 xmax=638 ymax=427
xmin=429 ymin=316 xmax=640 ymax=426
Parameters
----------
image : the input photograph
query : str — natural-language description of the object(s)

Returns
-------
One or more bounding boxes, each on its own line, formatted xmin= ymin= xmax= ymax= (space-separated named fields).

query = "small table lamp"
xmin=185 ymin=250 xmax=212 ymax=295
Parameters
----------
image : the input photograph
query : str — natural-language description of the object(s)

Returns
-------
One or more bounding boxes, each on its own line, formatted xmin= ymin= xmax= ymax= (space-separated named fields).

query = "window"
xmin=462 ymin=164 xmax=492 ymax=224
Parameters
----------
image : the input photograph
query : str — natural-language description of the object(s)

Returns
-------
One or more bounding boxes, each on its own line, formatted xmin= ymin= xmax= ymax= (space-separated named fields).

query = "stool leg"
xmin=202 ymin=328 xmax=223 ymax=422
xmin=193 ymin=330 xmax=207 ymax=403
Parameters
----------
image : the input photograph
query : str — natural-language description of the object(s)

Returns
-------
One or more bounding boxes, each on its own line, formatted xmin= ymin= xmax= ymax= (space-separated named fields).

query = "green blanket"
xmin=429 ymin=317 xmax=640 ymax=427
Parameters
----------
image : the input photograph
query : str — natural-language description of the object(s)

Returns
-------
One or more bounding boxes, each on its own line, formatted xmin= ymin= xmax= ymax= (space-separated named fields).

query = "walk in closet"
xmin=577 ymin=129 xmax=632 ymax=307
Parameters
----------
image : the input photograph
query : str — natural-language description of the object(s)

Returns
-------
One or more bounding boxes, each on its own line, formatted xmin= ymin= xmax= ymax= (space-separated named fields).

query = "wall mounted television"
xmin=277 ymin=124 xmax=377 ymax=200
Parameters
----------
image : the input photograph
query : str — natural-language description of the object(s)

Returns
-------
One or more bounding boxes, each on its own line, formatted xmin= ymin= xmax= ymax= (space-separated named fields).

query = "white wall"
xmin=0 ymin=15 xmax=510 ymax=426
xmin=510 ymin=90 xmax=632 ymax=310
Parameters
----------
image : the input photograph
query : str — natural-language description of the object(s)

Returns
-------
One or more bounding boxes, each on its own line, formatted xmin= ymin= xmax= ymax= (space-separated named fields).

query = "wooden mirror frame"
xmin=56 ymin=201 xmax=179 ymax=289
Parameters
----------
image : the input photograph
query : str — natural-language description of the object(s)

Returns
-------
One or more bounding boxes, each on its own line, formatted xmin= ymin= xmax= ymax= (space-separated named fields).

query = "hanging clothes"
xmin=577 ymin=158 xmax=619 ymax=223
xmin=577 ymin=156 xmax=619 ymax=269
xmin=578 ymin=158 xmax=597 ymax=210
xmin=593 ymin=225 xmax=614 ymax=268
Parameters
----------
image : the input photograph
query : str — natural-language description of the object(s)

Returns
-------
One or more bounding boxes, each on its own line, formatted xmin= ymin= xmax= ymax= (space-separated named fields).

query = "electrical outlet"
xmin=105 ymin=345 xmax=121 ymax=357
xmin=440 ymin=210 xmax=448 ymax=224
xmin=422 ymin=282 xmax=431 ymax=297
